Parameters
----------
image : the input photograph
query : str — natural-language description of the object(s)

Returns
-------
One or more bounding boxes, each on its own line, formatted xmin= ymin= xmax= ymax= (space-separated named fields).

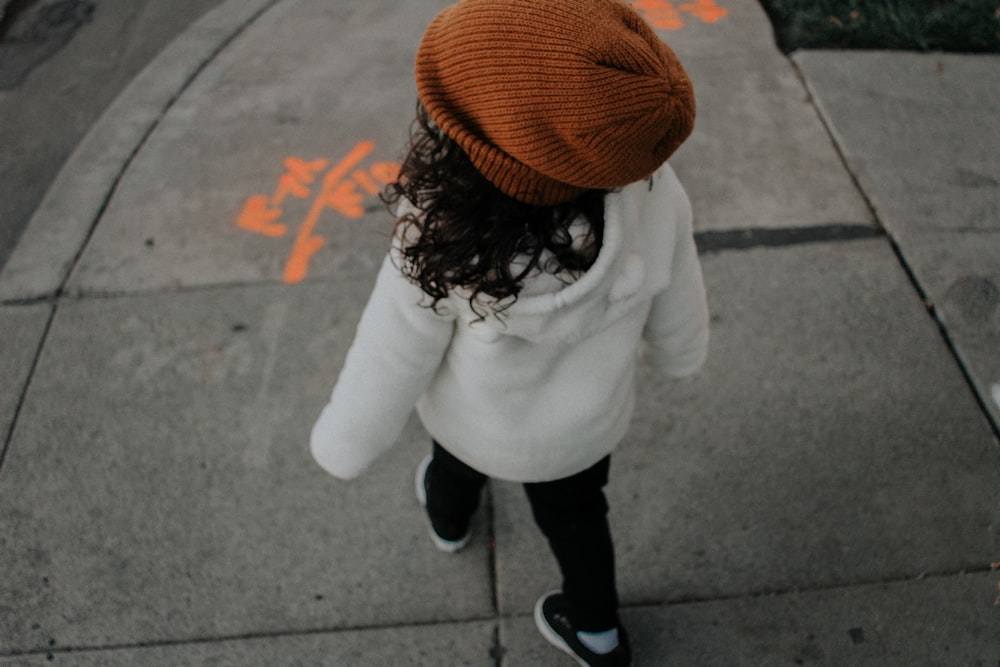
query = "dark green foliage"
xmin=757 ymin=0 xmax=1000 ymax=53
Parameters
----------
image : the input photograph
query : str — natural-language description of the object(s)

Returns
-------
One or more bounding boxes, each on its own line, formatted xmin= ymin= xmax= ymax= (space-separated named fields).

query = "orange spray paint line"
xmin=237 ymin=157 xmax=329 ymax=238
xmin=283 ymin=140 xmax=375 ymax=284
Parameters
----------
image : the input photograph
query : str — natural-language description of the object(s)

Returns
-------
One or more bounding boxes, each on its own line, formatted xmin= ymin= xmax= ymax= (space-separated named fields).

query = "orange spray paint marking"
xmin=284 ymin=140 xmax=375 ymax=284
xmin=370 ymin=162 xmax=400 ymax=186
xmin=278 ymin=157 xmax=331 ymax=199
xmin=678 ymin=0 xmax=728 ymax=24
xmin=632 ymin=0 xmax=728 ymax=30
xmin=352 ymin=169 xmax=382 ymax=196
xmin=237 ymin=157 xmax=329 ymax=237
xmin=237 ymin=144 xmax=401 ymax=284
xmin=633 ymin=0 xmax=683 ymax=30
xmin=237 ymin=196 xmax=286 ymax=237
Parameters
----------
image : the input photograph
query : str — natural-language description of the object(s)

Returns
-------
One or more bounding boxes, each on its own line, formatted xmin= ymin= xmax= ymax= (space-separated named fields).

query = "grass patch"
xmin=757 ymin=0 xmax=1000 ymax=53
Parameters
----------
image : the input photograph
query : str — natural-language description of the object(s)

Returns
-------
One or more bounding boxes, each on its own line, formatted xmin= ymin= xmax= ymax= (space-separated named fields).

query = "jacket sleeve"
xmin=311 ymin=252 xmax=455 ymax=480
xmin=642 ymin=183 xmax=709 ymax=378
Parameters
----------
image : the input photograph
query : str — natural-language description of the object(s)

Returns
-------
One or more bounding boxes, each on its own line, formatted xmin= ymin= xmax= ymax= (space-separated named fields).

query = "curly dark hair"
xmin=383 ymin=102 xmax=606 ymax=316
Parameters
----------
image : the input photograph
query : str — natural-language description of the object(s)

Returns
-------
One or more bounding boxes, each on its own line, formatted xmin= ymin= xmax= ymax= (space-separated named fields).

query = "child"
xmin=310 ymin=0 xmax=708 ymax=664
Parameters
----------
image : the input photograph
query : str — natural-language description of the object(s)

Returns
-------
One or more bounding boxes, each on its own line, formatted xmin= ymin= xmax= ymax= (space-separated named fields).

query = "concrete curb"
xmin=0 ymin=0 xmax=279 ymax=302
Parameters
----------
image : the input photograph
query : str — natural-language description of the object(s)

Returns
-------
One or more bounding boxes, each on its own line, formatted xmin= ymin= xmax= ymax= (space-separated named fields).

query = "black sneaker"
xmin=415 ymin=455 xmax=471 ymax=552
xmin=534 ymin=591 xmax=632 ymax=667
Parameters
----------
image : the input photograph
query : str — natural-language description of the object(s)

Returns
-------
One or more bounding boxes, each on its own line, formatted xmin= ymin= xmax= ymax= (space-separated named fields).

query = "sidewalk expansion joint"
xmin=629 ymin=563 xmax=999 ymax=610
xmin=13 ymin=273 xmax=381 ymax=304
xmin=872 ymin=200 xmax=1000 ymax=441
xmin=4 ymin=566 xmax=992 ymax=660
xmin=0 ymin=615 xmax=503 ymax=661
xmin=489 ymin=625 xmax=505 ymax=667
xmin=485 ymin=481 xmax=500 ymax=616
xmin=694 ymin=223 xmax=882 ymax=254
xmin=0 ymin=300 xmax=56 ymax=473
xmin=785 ymin=57 xmax=886 ymax=238
xmin=0 ymin=293 xmax=58 ymax=307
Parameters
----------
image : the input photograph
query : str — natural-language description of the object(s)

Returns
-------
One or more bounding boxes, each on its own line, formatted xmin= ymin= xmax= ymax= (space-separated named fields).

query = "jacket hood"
xmin=448 ymin=179 xmax=673 ymax=344
xmin=392 ymin=170 xmax=678 ymax=345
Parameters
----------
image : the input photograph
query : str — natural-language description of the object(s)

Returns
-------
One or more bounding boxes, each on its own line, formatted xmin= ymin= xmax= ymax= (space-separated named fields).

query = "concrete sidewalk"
xmin=1 ymin=0 xmax=998 ymax=664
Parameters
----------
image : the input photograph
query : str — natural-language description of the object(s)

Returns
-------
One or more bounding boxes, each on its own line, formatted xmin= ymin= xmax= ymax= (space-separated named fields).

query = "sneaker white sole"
xmin=533 ymin=591 xmax=591 ymax=667
xmin=415 ymin=454 xmax=470 ymax=553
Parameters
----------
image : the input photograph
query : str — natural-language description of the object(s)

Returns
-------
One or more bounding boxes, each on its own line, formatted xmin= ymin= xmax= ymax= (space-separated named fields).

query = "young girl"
xmin=310 ymin=0 xmax=708 ymax=664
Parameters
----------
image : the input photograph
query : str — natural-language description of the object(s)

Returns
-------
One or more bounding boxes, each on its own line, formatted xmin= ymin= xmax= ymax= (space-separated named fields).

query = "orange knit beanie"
xmin=415 ymin=0 xmax=696 ymax=205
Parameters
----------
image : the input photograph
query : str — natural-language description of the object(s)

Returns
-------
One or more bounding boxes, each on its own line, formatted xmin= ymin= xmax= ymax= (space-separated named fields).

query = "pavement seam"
xmin=694 ymin=223 xmax=882 ymax=254
xmin=483 ymin=485 xmax=508 ymax=666
xmin=0 ymin=293 xmax=55 ymax=307
xmin=3 ymin=569 xmax=991 ymax=660
xmin=485 ymin=481 xmax=501 ymax=616
xmin=0 ymin=273 xmax=382 ymax=305
xmin=490 ymin=624 xmax=505 ymax=667
xmin=784 ymin=57 xmax=885 ymax=235
xmin=0 ymin=302 xmax=56 ymax=473
xmin=788 ymin=54 xmax=1000 ymax=443
xmin=627 ymin=563 xmax=999 ymax=610
xmin=0 ymin=616 xmax=503 ymax=661
xmin=0 ymin=224 xmax=890 ymax=306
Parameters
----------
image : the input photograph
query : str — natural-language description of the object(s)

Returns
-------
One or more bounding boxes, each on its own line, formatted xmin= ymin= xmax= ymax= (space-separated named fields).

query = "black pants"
xmin=427 ymin=441 xmax=619 ymax=631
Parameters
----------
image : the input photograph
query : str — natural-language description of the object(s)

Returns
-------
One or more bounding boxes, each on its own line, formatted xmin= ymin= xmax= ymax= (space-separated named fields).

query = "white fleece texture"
xmin=311 ymin=164 xmax=708 ymax=482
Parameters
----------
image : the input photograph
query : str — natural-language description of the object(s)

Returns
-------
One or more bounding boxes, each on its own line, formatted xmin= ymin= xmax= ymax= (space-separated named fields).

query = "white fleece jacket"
xmin=311 ymin=164 xmax=708 ymax=483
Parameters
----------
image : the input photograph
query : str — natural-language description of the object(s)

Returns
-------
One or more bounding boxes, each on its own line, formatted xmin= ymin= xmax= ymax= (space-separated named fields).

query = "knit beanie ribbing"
xmin=415 ymin=0 xmax=696 ymax=205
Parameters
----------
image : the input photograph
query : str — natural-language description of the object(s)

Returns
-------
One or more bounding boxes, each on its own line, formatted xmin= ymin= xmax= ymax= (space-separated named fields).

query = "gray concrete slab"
xmin=494 ymin=240 xmax=1000 ymax=616
xmin=501 ymin=572 xmax=1000 ymax=666
xmin=0 ymin=620 xmax=496 ymax=666
xmin=795 ymin=50 xmax=1000 ymax=430
xmin=0 ymin=0 xmax=276 ymax=301
xmin=663 ymin=1 xmax=872 ymax=231
xmin=0 ymin=281 xmax=493 ymax=654
xmin=64 ymin=0 xmax=449 ymax=296
xmin=0 ymin=304 xmax=50 ymax=443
